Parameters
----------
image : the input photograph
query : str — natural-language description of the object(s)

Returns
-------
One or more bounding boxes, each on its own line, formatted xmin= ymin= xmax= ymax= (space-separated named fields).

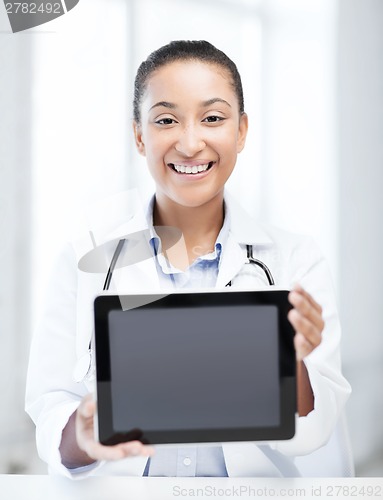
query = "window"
xmin=32 ymin=0 xmax=338 ymax=320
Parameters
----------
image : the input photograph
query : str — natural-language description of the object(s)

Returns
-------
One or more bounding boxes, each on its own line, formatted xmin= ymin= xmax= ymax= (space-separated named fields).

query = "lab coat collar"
xmin=101 ymin=201 xmax=149 ymax=244
xmin=102 ymin=191 xmax=273 ymax=248
xmin=224 ymin=190 xmax=274 ymax=246
xmin=96 ymin=196 xmax=161 ymax=294
xmin=97 ymin=192 xmax=275 ymax=293
xmin=215 ymin=192 xmax=275 ymax=288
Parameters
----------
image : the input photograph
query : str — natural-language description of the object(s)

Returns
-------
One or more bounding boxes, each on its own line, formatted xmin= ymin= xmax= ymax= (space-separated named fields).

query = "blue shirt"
xmin=143 ymin=198 xmax=229 ymax=476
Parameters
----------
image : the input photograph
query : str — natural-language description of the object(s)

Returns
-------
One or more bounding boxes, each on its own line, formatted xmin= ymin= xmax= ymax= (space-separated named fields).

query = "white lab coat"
xmin=25 ymin=193 xmax=351 ymax=478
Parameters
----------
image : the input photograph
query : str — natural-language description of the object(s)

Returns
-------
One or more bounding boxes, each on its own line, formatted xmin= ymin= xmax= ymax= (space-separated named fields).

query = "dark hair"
xmin=133 ymin=40 xmax=244 ymax=124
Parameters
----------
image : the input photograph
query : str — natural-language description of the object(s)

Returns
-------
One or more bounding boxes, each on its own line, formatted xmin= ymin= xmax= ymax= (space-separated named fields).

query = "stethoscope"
xmin=103 ymin=238 xmax=275 ymax=290
xmin=73 ymin=238 xmax=275 ymax=382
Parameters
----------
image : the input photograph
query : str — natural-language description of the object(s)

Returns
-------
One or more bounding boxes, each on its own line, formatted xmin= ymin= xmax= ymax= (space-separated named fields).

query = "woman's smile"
xmin=167 ymin=160 xmax=215 ymax=176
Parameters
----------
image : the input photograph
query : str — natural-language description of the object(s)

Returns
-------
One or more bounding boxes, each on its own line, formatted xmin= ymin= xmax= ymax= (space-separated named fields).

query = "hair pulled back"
xmin=133 ymin=40 xmax=244 ymax=124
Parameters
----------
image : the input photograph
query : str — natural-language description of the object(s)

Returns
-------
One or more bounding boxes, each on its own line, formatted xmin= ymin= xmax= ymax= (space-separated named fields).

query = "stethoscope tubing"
xmin=103 ymin=239 xmax=275 ymax=291
xmin=103 ymin=239 xmax=126 ymax=291
xmin=246 ymin=245 xmax=275 ymax=286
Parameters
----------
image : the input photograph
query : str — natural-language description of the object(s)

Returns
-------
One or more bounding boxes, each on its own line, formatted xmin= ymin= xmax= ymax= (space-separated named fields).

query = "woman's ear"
xmin=133 ymin=121 xmax=146 ymax=156
xmin=237 ymin=113 xmax=249 ymax=153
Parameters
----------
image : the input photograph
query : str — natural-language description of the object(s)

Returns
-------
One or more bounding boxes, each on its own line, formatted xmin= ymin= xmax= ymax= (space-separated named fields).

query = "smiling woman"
xmin=25 ymin=40 xmax=351 ymax=479
xmin=129 ymin=42 xmax=249 ymax=268
xmin=133 ymin=50 xmax=248 ymax=266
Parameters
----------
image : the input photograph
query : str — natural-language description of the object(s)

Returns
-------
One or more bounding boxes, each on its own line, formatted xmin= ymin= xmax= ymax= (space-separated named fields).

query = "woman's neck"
xmin=153 ymin=193 xmax=225 ymax=270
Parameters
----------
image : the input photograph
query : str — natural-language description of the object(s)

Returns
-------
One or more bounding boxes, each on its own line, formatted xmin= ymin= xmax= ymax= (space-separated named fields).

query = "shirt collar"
xmin=146 ymin=195 xmax=230 ymax=274
xmin=144 ymin=190 xmax=274 ymax=260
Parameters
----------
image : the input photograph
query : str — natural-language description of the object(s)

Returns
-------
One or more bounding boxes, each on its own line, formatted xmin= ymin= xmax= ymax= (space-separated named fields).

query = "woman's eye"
xmin=156 ymin=118 xmax=176 ymax=125
xmin=203 ymin=115 xmax=224 ymax=123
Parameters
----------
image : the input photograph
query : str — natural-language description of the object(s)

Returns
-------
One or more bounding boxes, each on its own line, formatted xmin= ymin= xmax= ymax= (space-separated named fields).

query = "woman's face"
xmin=133 ymin=60 xmax=248 ymax=209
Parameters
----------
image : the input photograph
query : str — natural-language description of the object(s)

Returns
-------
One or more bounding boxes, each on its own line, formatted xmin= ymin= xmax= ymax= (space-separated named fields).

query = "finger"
xmin=288 ymin=291 xmax=325 ymax=332
xmin=291 ymin=284 xmax=323 ymax=315
xmin=117 ymin=441 xmax=155 ymax=457
xmin=294 ymin=332 xmax=314 ymax=361
xmin=84 ymin=440 xmax=154 ymax=462
xmin=83 ymin=401 xmax=95 ymax=419
xmin=77 ymin=397 xmax=96 ymax=420
xmin=291 ymin=284 xmax=322 ymax=314
xmin=121 ymin=442 xmax=155 ymax=457
xmin=288 ymin=309 xmax=321 ymax=348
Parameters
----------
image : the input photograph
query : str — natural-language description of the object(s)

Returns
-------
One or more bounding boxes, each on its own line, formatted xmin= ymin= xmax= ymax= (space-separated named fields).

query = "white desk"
xmin=1 ymin=475 xmax=383 ymax=500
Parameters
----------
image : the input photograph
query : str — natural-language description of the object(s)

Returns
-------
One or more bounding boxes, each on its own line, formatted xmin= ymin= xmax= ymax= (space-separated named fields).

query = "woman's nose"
xmin=175 ymin=125 xmax=206 ymax=157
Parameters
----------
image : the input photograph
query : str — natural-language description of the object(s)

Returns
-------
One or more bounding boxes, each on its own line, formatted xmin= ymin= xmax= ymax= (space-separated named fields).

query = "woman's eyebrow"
xmin=149 ymin=98 xmax=231 ymax=111
xmin=149 ymin=101 xmax=176 ymax=111
xmin=202 ymin=98 xmax=231 ymax=108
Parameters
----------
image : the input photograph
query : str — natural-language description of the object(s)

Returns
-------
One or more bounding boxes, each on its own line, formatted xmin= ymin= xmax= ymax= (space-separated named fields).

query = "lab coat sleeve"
xmin=273 ymin=236 xmax=351 ymax=456
xmin=25 ymin=243 xmax=101 ymax=478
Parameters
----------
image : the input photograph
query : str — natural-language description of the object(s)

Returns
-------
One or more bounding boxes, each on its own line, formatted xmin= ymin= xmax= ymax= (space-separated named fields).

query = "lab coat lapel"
xmin=224 ymin=191 xmax=273 ymax=246
xmin=115 ymin=254 xmax=161 ymax=293
xmin=216 ymin=192 xmax=274 ymax=288
xmin=215 ymin=233 xmax=246 ymax=288
xmin=75 ymin=205 xmax=161 ymax=350
xmin=99 ymin=202 xmax=161 ymax=293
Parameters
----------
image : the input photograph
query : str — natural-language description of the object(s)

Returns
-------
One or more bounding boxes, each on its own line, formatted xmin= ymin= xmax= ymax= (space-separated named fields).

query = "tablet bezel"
xmin=94 ymin=290 xmax=296 ymax=446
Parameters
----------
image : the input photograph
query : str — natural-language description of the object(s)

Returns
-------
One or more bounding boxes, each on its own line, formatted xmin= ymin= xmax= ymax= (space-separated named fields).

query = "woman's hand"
xmin=75 ymin=394 xmax=154 ymax=463
xmin=287 ymin=284 xmax=324 ymax=415
xmin=60 ymin=394 xmax=154 ymax=469
xmin=288 ymin=283 xmax=324 ymax=360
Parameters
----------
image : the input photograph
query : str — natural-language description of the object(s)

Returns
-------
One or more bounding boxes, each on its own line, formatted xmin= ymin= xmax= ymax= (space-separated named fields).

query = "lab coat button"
xmin=183 ymin=457 xmax=192 ymax=466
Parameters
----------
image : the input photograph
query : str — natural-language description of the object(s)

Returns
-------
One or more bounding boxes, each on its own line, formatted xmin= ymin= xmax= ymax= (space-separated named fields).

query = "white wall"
xmin=338 ymin=0 xmax=383 ymax=474
xmin=0 ymin=24 xmax=35 ymax=471
xmin=31 ymin=0 xmax=131 ymax=324
xmin=259 ymin=0 xmax=339 ymax=281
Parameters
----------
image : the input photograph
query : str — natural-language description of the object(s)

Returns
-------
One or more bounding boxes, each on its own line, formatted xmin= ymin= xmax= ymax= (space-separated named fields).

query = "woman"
xmin=26 ymin=40 xmax=351 ymax=477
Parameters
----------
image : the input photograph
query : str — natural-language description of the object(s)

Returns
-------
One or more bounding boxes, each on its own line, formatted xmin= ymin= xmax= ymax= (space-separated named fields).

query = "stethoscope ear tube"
xmin=103 ymin=239 xmax=126 ymax=291
xmin=246 ymin=245 xmax=275 ymax=286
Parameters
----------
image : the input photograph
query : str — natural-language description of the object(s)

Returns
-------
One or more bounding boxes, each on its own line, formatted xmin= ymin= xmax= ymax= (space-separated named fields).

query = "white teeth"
xmin=172 ymin=163 xmax=211 ymax=174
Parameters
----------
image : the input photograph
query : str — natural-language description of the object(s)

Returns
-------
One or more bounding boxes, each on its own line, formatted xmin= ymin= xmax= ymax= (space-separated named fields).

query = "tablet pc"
xmin=94 ymin=290 xmax=296 ymax=446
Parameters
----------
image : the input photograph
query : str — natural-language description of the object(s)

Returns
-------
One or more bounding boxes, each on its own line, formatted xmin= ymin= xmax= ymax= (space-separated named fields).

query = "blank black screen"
xmin=108 ymin=305 xmax=280 ymax=432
